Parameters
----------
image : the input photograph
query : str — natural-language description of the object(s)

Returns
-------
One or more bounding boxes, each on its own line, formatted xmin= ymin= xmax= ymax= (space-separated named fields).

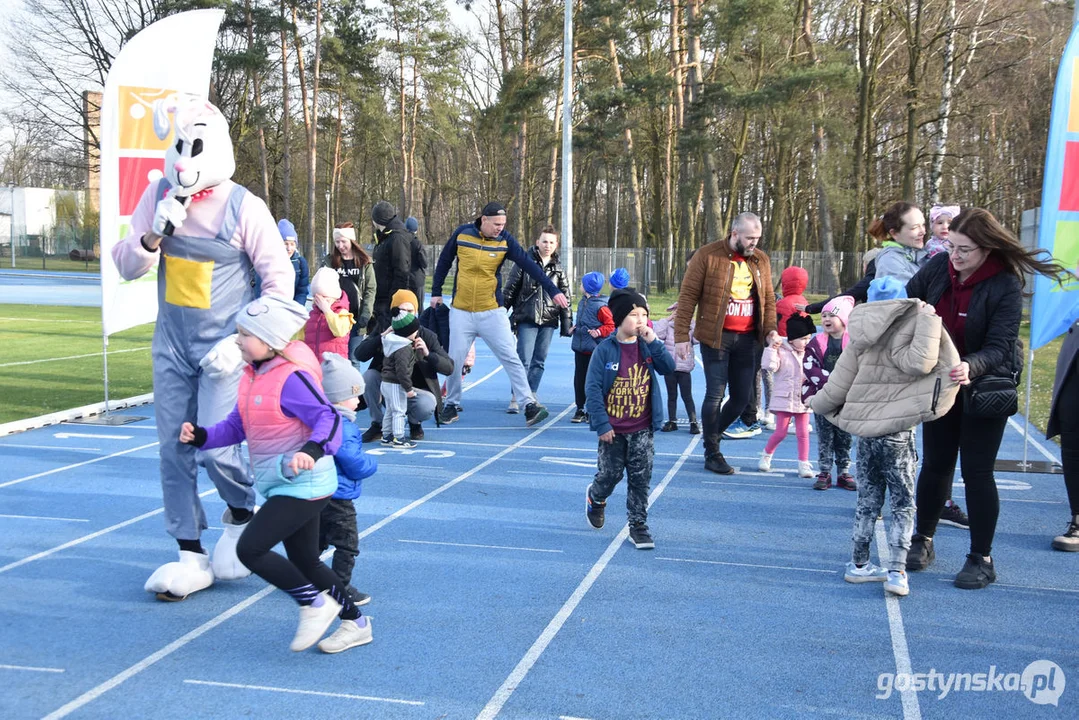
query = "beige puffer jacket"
xmin=808 ymin=299 xmax=961 ymax=438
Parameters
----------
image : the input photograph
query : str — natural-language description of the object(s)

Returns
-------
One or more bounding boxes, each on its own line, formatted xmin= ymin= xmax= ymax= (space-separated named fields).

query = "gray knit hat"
xmin=235 ymin=296 xmax=308 ymax=351
xmin=372 ymin=200 xmax=397 ymax=226
xmin=320 ymin=351 xmax=365 ymax=402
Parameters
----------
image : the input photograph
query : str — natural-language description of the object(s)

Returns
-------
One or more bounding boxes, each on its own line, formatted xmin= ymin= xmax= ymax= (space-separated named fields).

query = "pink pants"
xmin=764 ymin=411 xmax=810 ymax=461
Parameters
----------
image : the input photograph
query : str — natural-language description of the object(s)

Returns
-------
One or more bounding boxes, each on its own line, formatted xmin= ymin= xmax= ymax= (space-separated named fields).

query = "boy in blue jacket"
xmin=584 ymin=288 xmax=676 ymax=549
xmin=318 ymin=352 xmax=378 ymax=651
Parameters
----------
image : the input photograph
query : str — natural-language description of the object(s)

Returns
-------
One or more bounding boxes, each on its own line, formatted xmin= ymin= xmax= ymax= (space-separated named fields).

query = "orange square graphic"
xmin=118 ymin=86 xmax=177 ymax=151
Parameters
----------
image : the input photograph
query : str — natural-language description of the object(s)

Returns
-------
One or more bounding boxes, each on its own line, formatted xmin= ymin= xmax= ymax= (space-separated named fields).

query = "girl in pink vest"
xmin=180 ymin=296 xmax=371 ymax=654
xmin=304 ymin=267 xmax=354 ymax=360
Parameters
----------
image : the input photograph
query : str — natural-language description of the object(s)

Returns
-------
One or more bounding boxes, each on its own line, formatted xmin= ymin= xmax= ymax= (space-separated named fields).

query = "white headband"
xmin=332 ymin=227 xmax=356 ymax=243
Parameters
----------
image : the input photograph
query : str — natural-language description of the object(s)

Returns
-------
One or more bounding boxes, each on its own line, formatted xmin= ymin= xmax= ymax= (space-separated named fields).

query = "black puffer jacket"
xmin=371 ymin=217 xmax=413 ymax=325
xmin=504 ymin=247 xmax=572 ymax=334
xmin=905 ymin=252 xmax=1023 ymax=381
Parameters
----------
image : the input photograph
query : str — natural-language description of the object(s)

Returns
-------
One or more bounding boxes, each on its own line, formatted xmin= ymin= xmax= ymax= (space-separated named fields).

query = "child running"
xmin=179 ymin=296 xmax=370 ymax=653
xmin=570 ymin=271 xmax=615 ymax=423
xmin=381 ymin=308 xmax=421 ymax=448
xmin=652 ymin=301 xmax=699 ymax=434
xmin=304 ymin=268 xmax=354 ymax=360
xmin=801 ymin=296 xmax=856 ymax=491
xmin=758 ymin=312 xmax=816 ymax=478
xmin=809 ymin=277 xmax=960 ymax=597
xmin=584 ymin=288 xmax=676 ymax=549
xmin=318 ymin=352 xmax=378 ymax=609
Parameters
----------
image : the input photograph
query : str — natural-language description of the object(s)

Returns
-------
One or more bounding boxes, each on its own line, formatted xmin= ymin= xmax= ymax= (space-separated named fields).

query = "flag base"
xmin=994 ymin=459 xmax=1063 ymax=474
xmin=66 ymin=413 xmax=148 ymax=427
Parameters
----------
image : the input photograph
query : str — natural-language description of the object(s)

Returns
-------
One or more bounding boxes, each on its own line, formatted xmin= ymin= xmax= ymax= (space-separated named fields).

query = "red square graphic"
xmin=119 ymin=156 xmax=165 ymax=217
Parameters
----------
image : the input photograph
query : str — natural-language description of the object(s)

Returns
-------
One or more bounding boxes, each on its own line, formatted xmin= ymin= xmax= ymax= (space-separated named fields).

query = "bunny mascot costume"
xmin=112 ymin=98 xmax=294 ymax=600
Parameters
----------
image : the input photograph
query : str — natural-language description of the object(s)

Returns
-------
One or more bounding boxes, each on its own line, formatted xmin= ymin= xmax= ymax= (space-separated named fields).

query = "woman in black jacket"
xmin=370 ymin=201 xmax=414 ymax=328
xmin=503 ymin=224 xmax=572 ymax=413
xmin=904 ymin=208 xmax=1073 ymax=589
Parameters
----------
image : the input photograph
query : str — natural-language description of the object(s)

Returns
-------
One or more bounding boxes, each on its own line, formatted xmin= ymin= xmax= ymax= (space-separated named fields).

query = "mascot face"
xmin=153 ymin=98 xmax=235 ymax=196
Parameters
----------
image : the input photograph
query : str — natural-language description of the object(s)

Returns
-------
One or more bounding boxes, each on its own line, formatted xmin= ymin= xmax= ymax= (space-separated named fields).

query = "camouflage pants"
xmin=815 ymin=413 xmax=852 ymax=475
xmin=590 ymin=429 xmax=655 ymax=526
xmin=319 ymin=498 xmax=359 ymax=588
xmin=851 ymin=430 xmax=917 ymax=572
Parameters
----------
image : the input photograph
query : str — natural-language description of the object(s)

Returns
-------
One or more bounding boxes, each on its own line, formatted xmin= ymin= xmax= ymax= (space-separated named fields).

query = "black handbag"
xmin=963 ymin=374 xmax=1018 ymax=418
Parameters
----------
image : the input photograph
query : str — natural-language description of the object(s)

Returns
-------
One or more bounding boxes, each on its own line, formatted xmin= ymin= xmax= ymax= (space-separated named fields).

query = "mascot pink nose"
xmin=174 ymin=160 xmax=187 ymax=173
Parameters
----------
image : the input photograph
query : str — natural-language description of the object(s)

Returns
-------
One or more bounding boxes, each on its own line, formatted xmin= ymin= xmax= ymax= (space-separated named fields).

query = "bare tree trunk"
xmin=685 ymin=0 xmax=721 ymax=244
xmin=517 ymin=0 xmax=531 ymax=238
xmin=844 ymin=0 xmax=878 ymax=254
xmin=546 ymin=82 xmax=562 ymax=223
xmin=280 ymin=0 xmax=292 ymax=219
xmin=306 ymin=0 xmax=322 ymax=260
xmin=243 ymin=0 xmax=270 ymax=202
xmin=291 ymin=3 xmax=313 ymax=256
xmin=901 ymin=0 xmax=923 ymax=201
xmin=408 ymin=42 xmax=421 ymax=215
xmin=605 ymin=23 xmax=643 ymax=248
xmin=394 ymin=3 xmax=408 ymax=213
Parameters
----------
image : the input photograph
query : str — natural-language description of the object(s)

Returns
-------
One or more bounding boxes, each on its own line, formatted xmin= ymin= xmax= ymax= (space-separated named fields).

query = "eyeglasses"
xmin=947 ymin=243 xmax=981 ymax=258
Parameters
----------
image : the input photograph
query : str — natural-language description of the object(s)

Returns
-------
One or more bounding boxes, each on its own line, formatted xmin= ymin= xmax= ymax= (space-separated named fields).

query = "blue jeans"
xmin=700 ymin=331 xmax=760 ymax=455
xmin=515 ymin=322 xmax=555 ymax=394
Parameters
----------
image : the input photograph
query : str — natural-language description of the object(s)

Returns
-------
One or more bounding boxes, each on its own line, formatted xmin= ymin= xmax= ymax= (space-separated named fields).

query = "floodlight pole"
xmin=561 ymin=0 xmax=574 ymax=285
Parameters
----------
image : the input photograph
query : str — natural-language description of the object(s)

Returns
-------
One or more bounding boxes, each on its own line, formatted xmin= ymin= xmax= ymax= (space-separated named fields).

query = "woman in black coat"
xmin=1048 ymin=319 xmax=1079 ymax=551
xmin=503 ymin=224 xmax=572 ymax=413
xmin=904 ymin=208 xmax=1073 ymax=589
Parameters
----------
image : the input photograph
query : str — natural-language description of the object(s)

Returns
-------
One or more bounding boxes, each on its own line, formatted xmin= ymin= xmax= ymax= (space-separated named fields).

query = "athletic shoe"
xmin=317 ymin=617 xmax=373 ymax=654
xmin=813 ymin=472 xmax=832 ymax=491
xmin=940 ymin=503 xmax=970 ymax=529
xmin=628 ymin=523 xmax=655 ymax=550
xmin=758 ymin=452 xmax=773 ymax=472
xmin=507 ymin=398 xmax=519 ymax=414
xmin=389 ymin=437 xmax=416 ymax=449
xmin=346 ymin=586 xmax=371 ymax=606
xmin=885 ymin=570 xmax=910 ymax=597
xmin=290 ymin=592 xmax=341 ymax=651
xmin=844 ymin=561 xmax=887 ymax=583
xmin=438 ymin=404 xmax=459 ymax=425
xmin=1052 ymin=515 xmax=1079 ymax=552
xmin=797 ymin=461 xmax=815 ymax=478
xmin=689 ymin=421 xmax=700 ymax=435
xmin=763 ymin=412 xmax=776 ymax=431
xmin=906 ymin=535 xmax=935 ymax=571
xmin=571 ymin=408 xmax=588 ymax=423
xmin=704 ymin=452 xmax=734 ymax=475
xmin=661 ymin=421 xmax=678 ymax=432
xmin=361 ymin=422 xmax=382 ymax=443
xmin=524 ymin=402 xmax=549 ymax=427
xmin=722 ymin=420 xmax=755 ymax=439
xmin=954 ymin=553 xmax=996 ymax=589
xmin=380 ymin=436 xmax=393 ymax=446
xmin=745 ymin=420 xmax=764 ymax=436
xmin=586 ymin=484 xmax=606 ymax=529
xmin=836 ymin=473 xmax=857 ymax=491
xmin=409 ymin=423 xmax=424 ymax=441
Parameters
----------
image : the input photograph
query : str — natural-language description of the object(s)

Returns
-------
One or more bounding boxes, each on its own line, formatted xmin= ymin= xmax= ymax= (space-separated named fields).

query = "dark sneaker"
xmin=940 ymin=503 xmax=970 ymax=529
xmin=704 ymin=452 xmax=734 ymax=475
xmin=389 ymin=437 xmax=417 ymax=449
xmin=836 ymin=473 xmax=857 ymax=491
xmin=409 ymin=423 xmax=424 ymax=441
xmin=571 ymin=408 xmax=588 ymax=424
xmin=586 ymin=484 xmax=606 ymax=529
xmin=688 ymin=421 xmax=700 ymax=435
xmin=954 ymin=553 xmax=996 ymax=589
xmin=813 ymin=472 xmax=832 ymax=491
xmin=361 ymin=422 xmax=382 ymax=443
xmin=661 ymin=421 xmax=678 ymax=432
xmin=439 ymin=404 xmax=459 ymax=425
xmin=1052 ymin=515 xmax=1079 ymax=551
xmin=524 ymin=402 xmax=549 ymax=427
xmin=346 ymin=586 xmax=372 ymax=606
xmin=906 ymin=535 xmax=935 ymax=571
xmin=628 ymin=523 xmax=655 ymax=550
xmin=380 ymin=436 xmax=393 ymax=446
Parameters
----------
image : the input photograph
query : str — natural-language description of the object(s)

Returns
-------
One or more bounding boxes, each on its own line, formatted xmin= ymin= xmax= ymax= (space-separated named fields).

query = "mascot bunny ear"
xmin=152 ymin=99 xmax=176 ymax=141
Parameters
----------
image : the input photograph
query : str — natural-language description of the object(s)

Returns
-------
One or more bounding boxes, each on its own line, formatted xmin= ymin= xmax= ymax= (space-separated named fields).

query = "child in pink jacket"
xmin=759 ymin=313 xmax=817 ymax=478
xmin=304 ymin=268 xmax=354 ymax=360
xmin=653 ymin=302 xmax=699 ymax=433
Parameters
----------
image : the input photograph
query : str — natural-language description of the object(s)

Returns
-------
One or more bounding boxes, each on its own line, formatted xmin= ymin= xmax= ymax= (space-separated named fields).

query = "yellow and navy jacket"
xmin=431 ymin=222 xmax=562 ymax=312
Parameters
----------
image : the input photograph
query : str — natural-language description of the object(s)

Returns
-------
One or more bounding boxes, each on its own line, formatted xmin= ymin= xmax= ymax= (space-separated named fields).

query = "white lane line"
xmin=0 ymin=441 xmax=159 ymax=489
xmin=0 ymin=664 xmax=65 ymax=673
xmin=0 ymin=444 xmax=102 ymax=452
xmin=183 ymin=679 xmax=424 ymax=706
xmin=372 ymin=464 xmax=444 ymax=471
xmin=398 ymin=539 xmax=562 ymax=554
xmin=0 ymin=317 xmax=98 ymax=324
xmin=935 ymin=578 xmax=1079 ymax=594
xmin=874 ymin=521 xmax=921 ymax=720
xmin=0 ymin=488 xmax=217 ymax=575
xmin=461 ymin=366 xmax=503 ymax=392
xmin=702 ymin=480 xmax=805 ymax=490
xmin=476 ymin=435 xmax=700 ymax=720
xmin=507 ymin=471 xmax=586 ymax=480
xmin=419 ymin=439 xmax=507 ymax=449
xmin=559 ymin=716 xmax=593 ymax=720
xmin=40 ymin=406 xmax=575 ymax=720
xmin=654 ymin=556 xmax=836 ymax=575
xmin=0 ymin=346 xmax=150 ymax=368
xmin=0 ymin=514 xmax=89 ymax=523
xmin=1006 ymin=416 xmax=1061 ymax=465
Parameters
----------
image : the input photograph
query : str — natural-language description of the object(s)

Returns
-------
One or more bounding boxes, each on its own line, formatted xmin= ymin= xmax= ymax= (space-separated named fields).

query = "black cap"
xmin=608 ymin=287 xmax=649 ymax=328
xmin=480 ymin=202 xmax=506 ymax=218
xmin=372 ymin=200 xmax=397 ymax=226
xmin=785 ymin=312 xmax=817 ymax=340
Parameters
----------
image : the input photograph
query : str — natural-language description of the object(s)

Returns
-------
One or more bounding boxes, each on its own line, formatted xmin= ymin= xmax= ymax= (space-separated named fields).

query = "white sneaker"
xmin=290 ymin=591 xmax=342 ymax=651
xmin=507 ymin=398 xmax=519 ymax=414
xmin=318 ymin=617 xmax=373 ymax=654
xmin=844 ymin=561 xmax=888 ymax=583
xmin=758 ymin=452 xmax=773 ymax=472
xmin=764 ymin=412 xmax=776 ymax=431
xmin=798 ymin=461 xmax=814 ymax=478
xmin=885 ymin=570 xmax=910 ymax=597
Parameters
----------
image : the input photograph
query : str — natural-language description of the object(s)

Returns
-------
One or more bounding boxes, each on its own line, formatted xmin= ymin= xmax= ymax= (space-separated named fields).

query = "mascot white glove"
xmin=199 ymin=334 xmax=245 ymax=380
xmin=152 ymin=195 xmax=188 ymax=236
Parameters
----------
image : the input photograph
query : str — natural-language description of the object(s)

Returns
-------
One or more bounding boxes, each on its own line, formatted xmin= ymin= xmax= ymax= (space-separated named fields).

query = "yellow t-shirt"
xmin=724 ymin=254 xmax=755 ymax=333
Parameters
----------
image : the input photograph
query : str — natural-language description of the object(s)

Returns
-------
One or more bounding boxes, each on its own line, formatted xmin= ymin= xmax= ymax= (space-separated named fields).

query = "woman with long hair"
xmin=905 ymin=207 xmax=1074 ymax=589
xmin=868 ymin=201 xmax=929 ymax=284
xmin=324 ymin=222 xmax=376 ymax=367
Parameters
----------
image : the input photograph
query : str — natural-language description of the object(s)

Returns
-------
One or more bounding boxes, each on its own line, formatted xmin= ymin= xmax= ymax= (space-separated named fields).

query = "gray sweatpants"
xmin=851 ymin=430 xmax=917 ymax=572
xmin=445 ymin=306 xmax=535 ymax=408
xmin=381 ymin=381 xmax=409 ymax=440
xmin=364 ymin=368 xmax=436 ymax=426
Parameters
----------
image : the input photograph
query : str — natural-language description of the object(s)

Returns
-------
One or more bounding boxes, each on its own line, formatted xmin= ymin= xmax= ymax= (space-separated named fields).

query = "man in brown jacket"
xmin=675 ymin=212 xmax=778 ymax=474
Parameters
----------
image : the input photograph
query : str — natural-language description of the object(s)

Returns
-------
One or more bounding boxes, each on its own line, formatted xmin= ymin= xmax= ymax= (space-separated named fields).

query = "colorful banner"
xmin=99 ymin=9 xmax=224 ymax=336
xmin=1033 ymin=24 xmax=1079 ymax=349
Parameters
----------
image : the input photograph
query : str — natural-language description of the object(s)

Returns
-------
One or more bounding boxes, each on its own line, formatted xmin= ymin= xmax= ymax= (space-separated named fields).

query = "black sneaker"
xmin=361 ymin=422 xmax=382 ymax=443
xmin=628 ymin=523 xmax=655 ymax=550
xmin=940 ymin=503 xmax=970 ymax=529
xmin=524 ymin=402 xmax=549 ymax=427
xmin=704 ymin=452 xmax=734 ymax=475
xmin=688 ymin=421 xmax=700 ymax=435
xmin=586 ymin=484 xmax=605 ymax=529
xmin=346 ymin=586 xmax=372 ymax=606
xmin=661 ymin=421 xmax=678 ymax=432
xmin=906 ymin=535 xmax=935 ymax=571
xmin=439 ymin=404 xmax=459 ymax=425
xmin=571 ymin=408 xmax=588 ymax=423
xmin=954 ymin=553 xmax=996 ymax=589
xmin=409 ymin=423 xmax=424 ymax=441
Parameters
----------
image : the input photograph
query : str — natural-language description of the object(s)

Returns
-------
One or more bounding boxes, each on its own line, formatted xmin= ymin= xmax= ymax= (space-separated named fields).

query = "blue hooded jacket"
xmin=332 ymin=417 xmax=378 ymax=500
